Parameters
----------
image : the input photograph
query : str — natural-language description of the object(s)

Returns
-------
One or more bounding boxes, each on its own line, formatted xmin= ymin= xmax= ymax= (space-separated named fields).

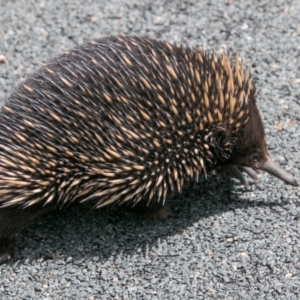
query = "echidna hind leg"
xmin=144 ymin=204 xmax=173 ymax=220
xmin=123 ymin=201 xmax=173 ymax=221
xmin=0 ymin=205 xmax=56 ymax=263
xmin=0 ymin=236 xmax=14 ymax=264
xmin=0 ymin=208 xmax=21 ymax=263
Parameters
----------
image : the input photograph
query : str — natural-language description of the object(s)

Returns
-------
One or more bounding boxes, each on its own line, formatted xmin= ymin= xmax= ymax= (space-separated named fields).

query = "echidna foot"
xmin=144 ymin=204 xmax=173 ymax=221
xmin=125 ymin=203 xmax=173 ymax=221
xmin=216 ymin=165 xmax=259 ymax=186
xmin=0 ymin=237 xmax=14 ymax=264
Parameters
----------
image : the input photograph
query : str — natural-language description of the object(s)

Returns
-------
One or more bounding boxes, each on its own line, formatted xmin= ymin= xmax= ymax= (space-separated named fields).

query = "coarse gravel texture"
xmin=0 ymin=0 xmax=300 ymax=299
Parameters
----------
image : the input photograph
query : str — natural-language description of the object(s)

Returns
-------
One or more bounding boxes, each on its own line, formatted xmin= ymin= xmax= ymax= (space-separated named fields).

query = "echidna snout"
xmin=0 ymin=35 xmax=298 ymax=263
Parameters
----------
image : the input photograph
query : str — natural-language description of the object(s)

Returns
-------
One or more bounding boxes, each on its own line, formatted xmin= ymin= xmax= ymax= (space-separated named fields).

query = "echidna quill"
xmin=0 ymin=35 xmax=298 ymax=263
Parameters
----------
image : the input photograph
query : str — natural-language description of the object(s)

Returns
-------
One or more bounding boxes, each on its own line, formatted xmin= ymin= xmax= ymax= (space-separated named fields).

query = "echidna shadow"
xmin=11 ymin=177 xmax=289 ymax=263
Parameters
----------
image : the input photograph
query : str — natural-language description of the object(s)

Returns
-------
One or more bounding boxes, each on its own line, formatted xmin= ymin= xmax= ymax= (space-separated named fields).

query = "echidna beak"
xmin=260 ymin=156 xmax=299 ymax=186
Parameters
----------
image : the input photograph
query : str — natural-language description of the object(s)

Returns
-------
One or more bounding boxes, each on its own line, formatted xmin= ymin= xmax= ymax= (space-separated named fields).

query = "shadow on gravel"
xmin=5 ymin=176 xmax=291 ymax=265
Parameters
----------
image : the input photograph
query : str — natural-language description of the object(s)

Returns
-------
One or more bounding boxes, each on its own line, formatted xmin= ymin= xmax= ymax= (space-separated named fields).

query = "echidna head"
xmin=229 ymin=99 xmax=268 ymax=169
xmin=222 ymin=100 xmax=298 ymax=186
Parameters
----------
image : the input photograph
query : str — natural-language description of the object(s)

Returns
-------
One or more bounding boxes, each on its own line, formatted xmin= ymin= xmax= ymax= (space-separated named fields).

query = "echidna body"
xmin=0 ymin=35 xmax=297 ymax=262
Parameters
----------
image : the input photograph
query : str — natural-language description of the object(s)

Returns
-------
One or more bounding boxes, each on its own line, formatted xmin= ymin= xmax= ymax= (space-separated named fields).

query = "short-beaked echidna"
xmin=0 ymin=35 xmax=298 ymax=263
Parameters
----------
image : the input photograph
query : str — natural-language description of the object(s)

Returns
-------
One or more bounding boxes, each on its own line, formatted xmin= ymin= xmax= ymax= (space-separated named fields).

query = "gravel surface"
xmin=0 ymin=0 xmax=300 ymax=299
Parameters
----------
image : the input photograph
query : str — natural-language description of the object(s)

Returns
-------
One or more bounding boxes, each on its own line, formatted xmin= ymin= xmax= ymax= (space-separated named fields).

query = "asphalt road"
xmin=0 ymin=0 xmax=300 ymax=299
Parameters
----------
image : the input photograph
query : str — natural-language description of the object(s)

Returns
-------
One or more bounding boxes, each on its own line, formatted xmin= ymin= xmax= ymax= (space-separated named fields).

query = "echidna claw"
xmin=238 ymin=166 xmax=260 ymax=183
xmin=216 ymin=165 xmax=259 ymax=187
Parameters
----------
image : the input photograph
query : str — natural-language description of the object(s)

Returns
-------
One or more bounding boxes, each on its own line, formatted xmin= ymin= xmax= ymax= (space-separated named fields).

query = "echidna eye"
xmin=249 ymin=151 xmax=259 ymax=163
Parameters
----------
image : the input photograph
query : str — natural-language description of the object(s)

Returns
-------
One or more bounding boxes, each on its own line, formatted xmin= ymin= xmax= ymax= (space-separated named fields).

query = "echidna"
xmin=0 ymin=35 xmax=298 ymax=263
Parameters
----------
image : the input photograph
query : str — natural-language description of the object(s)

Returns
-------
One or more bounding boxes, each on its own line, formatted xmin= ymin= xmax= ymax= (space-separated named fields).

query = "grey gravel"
xmin=0 ymin=0 xmax=300 ymax=299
